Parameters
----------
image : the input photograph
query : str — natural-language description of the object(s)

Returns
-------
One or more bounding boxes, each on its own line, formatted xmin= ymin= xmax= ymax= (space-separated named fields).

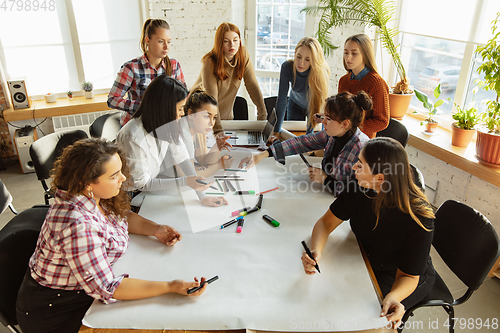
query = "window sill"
xmin=2 ymin=94 xmax=112 ymax=122
xmin=401 ymin=114 xmax=500 ymax=188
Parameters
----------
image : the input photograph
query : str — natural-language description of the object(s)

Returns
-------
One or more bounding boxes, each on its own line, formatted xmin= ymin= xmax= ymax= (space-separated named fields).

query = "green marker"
xmin=206 ymin=192 xmax=225 ymax=195
xmin=235 ymin=190 xmax=255 ymax=195
xmin=216 ymin=179 xmax=224 ymax=192
xmin=262 ymin=214 xmax=280 ymax=227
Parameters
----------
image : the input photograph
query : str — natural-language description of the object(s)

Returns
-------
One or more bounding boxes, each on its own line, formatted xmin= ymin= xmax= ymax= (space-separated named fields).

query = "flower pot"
xmin=85 ymin=91 xmax=94 ymax=99
xmin=424 ymin=121 xmax=438 ymax=133
xmin=388 ymin=92 xmax=414 ymax=120
xmin=476 ymin=126 xmax=500 ymax=166
xmin=451 ymin=122 xmax=475 ymax=148
xmin=44 ymin=93 xmax=56 ymax=103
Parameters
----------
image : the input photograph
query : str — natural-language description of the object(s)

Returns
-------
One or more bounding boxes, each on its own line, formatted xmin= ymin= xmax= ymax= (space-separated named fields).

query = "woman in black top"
xmin=301 ymin=137 xmax=435 ymax=328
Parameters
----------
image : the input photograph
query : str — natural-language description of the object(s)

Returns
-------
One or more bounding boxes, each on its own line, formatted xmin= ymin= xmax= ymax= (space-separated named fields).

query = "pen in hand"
xmin=196 ymin=179 xmax=219 ymax=191
xmin=301 ymin=241 xmax=321 ymax=273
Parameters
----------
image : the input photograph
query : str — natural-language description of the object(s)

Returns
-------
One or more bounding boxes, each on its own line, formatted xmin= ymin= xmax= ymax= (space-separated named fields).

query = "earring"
xmin=88 ymin=189 xmax=94 ymax=199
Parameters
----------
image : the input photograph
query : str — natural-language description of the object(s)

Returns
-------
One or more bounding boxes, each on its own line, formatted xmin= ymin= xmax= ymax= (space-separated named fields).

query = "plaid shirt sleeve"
xmin=107 ymin=63 xmax=141 ymax=114
xmin=171 ymin=59 xmax=185 ymax=86
xmin=270 ymin=131 xmax=329 ymax=164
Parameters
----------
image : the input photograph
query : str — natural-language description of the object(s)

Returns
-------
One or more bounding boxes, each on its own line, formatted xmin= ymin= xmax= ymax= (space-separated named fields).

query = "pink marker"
xmin=231 ymin=206 xmax=251 ymax=217
xmin=236 ymin=218 xmax=245 ymax=233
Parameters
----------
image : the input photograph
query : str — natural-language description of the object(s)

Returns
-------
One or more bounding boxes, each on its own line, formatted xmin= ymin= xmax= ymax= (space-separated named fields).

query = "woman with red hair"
xmin=193 ymin=22 xmax=267 ymax=136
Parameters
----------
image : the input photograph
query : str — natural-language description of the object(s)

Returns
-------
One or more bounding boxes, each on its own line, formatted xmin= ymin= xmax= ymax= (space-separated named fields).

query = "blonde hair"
xmin=293 ymin=37 xmax=330 ymax=128
xmin=343 ymin=34 xmax=378 ymax=74
xmin=140 ymin=19 xmax=172 ymax=76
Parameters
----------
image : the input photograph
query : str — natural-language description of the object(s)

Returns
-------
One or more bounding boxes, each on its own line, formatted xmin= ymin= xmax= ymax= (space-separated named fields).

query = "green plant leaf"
xmin=434 ymin=100 xmax=445 ymax=108
xmin=433 ymin=84 xmax=441 ymax=99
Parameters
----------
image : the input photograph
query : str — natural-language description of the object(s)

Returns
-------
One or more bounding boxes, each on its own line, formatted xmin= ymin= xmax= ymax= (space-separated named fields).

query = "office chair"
xmin=29 ymin=129 xmax=88 ymax=204
xmin=89 ymin=112 xmax=121 ymax=141
xmin=376 ymin=118 xmax=409 ymax=148
xmin=233 ymin=96 xmax=248 ymax=120
xmin=0 ymin=205 xmax=50 ymax=333
xmin=264 ymin=96 xmax=277 ymax=121
xmin=410 ymin=164 xmax=425 ymax=193
xmin=0 ymin=180 xmax=18 ymax=215
xmin=398 ymin=200 xmax=500 ymax=333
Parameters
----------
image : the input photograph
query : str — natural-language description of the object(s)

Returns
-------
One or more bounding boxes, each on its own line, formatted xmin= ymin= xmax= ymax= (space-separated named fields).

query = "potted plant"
xmin=302 ymin=0 xmax=414 ymax=120
xmin=67 ymin=90 xmax=73 ymax=100
xmin=449 ymin=99 xmax=480 ymax=147
xmin=475 ymin=12 xmax=500 ymax=166
xmin=414 ymin=84 xmax=444 ymax=133
xmin=82 ymin=81 xmax=93 ymax=99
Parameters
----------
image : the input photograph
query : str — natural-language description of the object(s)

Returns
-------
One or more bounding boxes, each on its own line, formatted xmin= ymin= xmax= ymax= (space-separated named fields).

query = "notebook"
xmin=224 ymin=108 xmax=277 ymax=146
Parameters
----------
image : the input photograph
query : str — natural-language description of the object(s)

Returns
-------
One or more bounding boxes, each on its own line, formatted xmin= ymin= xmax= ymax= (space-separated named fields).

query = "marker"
xmin=196 ymin=179 xmax=219 ymax=191
xmin=299 ymin=154 xmax=312 ymax=168
xmin=256 ymin=194 xmax=263 ymax=209
xmin=225 ymin=179 xmax=236 ymax=192
xmin=235 ymin=190 xmax=255 ymax=195
xmin=231 ymin=206 xmax=251 ymax=217
xmin=225 ymin=169 xmax=247 ymax=172
xmin=236 ymin=218 xmax=245 ymax=233
xmin=301 ymin=241 xmax=321 ymax=273
xmin=239 ymin=206 xmax=259 ymax=217
xmin=222 ymin=180 xmax=229 ymax=192
xmin=256 ymin=186 xmax=279 ymax=196
xmin=262 ymin=214 xmax=280 ymax=227
xmin=215 ymin=179 xmax=224 ymax=192
xmin=206 ymin=192 xmax=225 ymax=195
xmin=214 ymin=176 xmax=241 ymax=178
xmin=220 ymin=215 xmax=244 ymax=229
xmin=187 ymin=275 xmax=219 ymax=294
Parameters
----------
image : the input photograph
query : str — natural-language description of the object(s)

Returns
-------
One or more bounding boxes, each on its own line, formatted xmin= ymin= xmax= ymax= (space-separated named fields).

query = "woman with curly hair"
xmin=16 ymin=138 xmax=209 ymax=333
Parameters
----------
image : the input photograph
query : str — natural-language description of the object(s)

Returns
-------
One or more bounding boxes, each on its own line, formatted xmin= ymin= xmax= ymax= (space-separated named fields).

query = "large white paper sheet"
xmin=83 ymin=155 xmax=389 ymax=331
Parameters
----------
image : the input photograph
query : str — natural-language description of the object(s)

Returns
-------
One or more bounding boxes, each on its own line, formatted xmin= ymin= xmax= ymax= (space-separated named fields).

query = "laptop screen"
xmin=262 ymin=108 xmax=277 ymax=141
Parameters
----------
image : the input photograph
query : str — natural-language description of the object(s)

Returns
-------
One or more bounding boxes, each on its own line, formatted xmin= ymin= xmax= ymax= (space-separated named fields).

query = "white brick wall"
xmin=407 ymin=145 xmax=500 ymax=233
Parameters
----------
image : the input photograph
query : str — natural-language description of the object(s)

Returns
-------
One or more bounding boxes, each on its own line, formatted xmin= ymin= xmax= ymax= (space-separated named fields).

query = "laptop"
xmin=223 ymin=108 xmax=277 ymax=146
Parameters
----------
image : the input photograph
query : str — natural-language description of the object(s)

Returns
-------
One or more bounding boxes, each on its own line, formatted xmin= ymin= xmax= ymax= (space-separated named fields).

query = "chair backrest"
xmin=29 ymin=129 xmax=89 ymax=182
xmin=0 ymin=180 xmax=13 ymax=215
xmin=410 ymin=164 xmax=425 ymax=193
xmin=376 ymin=118 xmax=409 ymax=148
xmin=233 ymin=96 xmax=248 ymax=120
xmin=264 ymin=96 xmax=277 ymax=121
xmin=0 ymin=206 xmax=49 ymax=327
xmin=89 ymin=112 xmax=121 ymax=141
xmin=434 ymin=200 xmax=500 ymax=293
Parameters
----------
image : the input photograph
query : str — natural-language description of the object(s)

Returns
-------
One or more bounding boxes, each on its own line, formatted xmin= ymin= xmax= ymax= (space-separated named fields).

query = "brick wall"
xmin=407 ymin=145 xmax=500 ymax=233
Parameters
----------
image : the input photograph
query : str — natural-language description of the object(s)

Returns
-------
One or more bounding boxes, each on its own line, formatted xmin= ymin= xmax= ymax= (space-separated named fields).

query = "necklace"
xmin=361 ymin=187 xmax=377 ymax=199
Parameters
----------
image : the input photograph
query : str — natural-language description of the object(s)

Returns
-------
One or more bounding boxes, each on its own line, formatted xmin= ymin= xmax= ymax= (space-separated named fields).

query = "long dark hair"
xmin=133 ymin=75 xmax=188 ymax=144
xmin=324 ymin=91 xmax=370 ymax=135
xmin=362 ymin=137 xmax=434 ymax=230
xmin=51 ymin=138 xmax=131 ymax=218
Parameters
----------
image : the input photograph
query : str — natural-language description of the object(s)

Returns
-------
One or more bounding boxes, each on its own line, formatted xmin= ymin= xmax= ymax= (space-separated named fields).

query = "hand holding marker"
xmin=301 ymin=241 xmax=320 ymax=273
xmin=187 ymin=276 xmax=219 ymax=294
xmin=196 ymin=179 xmax=219 ymax=191
xmin=299 ymin=153 xmax=311 ymax=168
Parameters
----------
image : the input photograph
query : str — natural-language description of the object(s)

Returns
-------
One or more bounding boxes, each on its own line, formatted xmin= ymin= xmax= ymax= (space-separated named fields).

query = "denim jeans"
xmin=286 ymin=99 xmax=313 ymax=134
xmin=16 ymin=271 xmax=94 ymax=333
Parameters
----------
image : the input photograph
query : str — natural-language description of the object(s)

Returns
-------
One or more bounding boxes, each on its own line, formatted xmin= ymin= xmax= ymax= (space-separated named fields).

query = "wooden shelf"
xmin=402 ymin=115 xmax=500 ymax=188
xmin=2 ymin=94 xmax=112 ymax=122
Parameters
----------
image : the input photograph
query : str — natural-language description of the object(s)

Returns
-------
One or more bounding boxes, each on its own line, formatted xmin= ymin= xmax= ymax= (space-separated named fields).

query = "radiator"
xmin=52 ymin=111 xmax=116 ymax=136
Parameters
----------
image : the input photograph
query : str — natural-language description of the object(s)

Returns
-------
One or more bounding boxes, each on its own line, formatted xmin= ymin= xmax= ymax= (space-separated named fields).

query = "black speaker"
xmin=7 ymin=79 xmax=31 ymax=109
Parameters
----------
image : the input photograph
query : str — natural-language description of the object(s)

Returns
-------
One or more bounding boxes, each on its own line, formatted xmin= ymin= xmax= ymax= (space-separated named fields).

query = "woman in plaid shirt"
xmin=107 ymin=19 xmax=186 ymax=126
xmin=239 ymin=91 xmax=371 ymax=196
xmin=16 ymin=139 xmax=208 ymax=333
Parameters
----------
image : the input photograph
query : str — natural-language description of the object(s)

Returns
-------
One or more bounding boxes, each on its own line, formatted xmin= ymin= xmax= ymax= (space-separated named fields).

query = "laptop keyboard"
xmin=248 ymin=131 xmax=262 ymax=145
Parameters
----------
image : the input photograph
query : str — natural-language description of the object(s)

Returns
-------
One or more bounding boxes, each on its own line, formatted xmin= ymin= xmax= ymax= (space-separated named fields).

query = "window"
xmin=251 ymin=0 xmax=309 ymax=97
xmin=0 ymin=0 xmax=143 ymax=97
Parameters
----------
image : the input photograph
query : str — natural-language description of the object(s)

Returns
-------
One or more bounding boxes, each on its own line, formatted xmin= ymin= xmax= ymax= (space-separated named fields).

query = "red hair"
xmin=203 ymin=23 xmax=246 ymax=81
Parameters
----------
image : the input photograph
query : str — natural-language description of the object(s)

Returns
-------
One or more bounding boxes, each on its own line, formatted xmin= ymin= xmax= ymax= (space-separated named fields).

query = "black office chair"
xmin=0 ymin=205 xmax=50 ymax=333
xmin=398 ymin=200 xmax=500 ymax=333
xmin=233 ymin=96 xmax=248 ymax=120
xmin=29 ymin=130 xmax=88 ymax=204
xmin=89 ymin=112 xmax=121 ymax=141
xmin=264 ymin=96 xmax=277 ymax=120
xmin=410 ymin=164 xmax=425 ymax=193
xmin=0 ymin=180 xmax=18 ymax=215
xmin=376 ymin=118 xmax=409 ymax=148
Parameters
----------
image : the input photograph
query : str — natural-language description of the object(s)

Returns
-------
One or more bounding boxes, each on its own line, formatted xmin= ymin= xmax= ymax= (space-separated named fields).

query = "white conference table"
xmin=82 ymin=150 xmax=391 ymax=333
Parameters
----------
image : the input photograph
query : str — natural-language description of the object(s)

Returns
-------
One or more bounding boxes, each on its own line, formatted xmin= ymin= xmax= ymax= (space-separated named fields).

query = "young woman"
xmin=116 ymin=75 xmax=226 ymax=207
xmin=338 ymin=34 xmax=390 ymax=138
xmin=192 ymin=22 xmax=267 ymax=137
xmin=274 ymin=37 xmax=330 ymax=135
xmin=108 ymin=19 xmax=185 ymax=126
xmin=301 ymin=137 xmax=436 ymax=328
xmin=239 ymin=91 xmax=371 ymax=196
xmin=182 ymin=89 xmax=234 ymax=177
xmin=16 ymin=138 xmax=209 ymax=333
